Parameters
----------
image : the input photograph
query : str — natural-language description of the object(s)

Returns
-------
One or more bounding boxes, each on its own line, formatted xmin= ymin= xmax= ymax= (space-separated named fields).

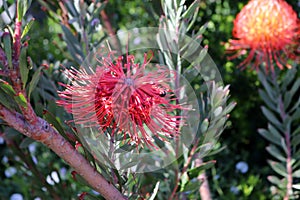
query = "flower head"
xmin=226 ymin=0 xmax=299 ymax=72
xmin=58 ymin=51 xmax=184 ymax=148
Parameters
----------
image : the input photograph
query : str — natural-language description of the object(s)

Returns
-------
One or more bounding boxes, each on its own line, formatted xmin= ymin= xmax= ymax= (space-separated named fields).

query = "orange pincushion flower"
xmin=226 ymin=0 xmax=299 ymax=72
xmin=57 ymin=51 xmax=185 ymax=148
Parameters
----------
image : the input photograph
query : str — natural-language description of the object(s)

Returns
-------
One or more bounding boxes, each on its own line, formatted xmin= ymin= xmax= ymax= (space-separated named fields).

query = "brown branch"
xmin=196 ymin=158 xmax=212 ymax=200
xmin=0 ymin=105 xmax=127 ymax=200
xmin=100 ymin=9 xmax=122 ymax=55
xmin=168 ymin=140 xmax=200 ymax=200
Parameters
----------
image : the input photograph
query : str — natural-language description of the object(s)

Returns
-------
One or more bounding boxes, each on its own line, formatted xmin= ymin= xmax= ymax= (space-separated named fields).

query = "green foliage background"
xmin=0 ymin=0 xmax=299 ymax=199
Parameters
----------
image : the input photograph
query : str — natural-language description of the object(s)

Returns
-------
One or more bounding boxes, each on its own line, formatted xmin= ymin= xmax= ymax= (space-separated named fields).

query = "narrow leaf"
xmin=293 ymin=169 xmax=300 ymax=178
xmin=266 ymin=145 xmax=286 ymax=162
xmin=0 ymin=80 xmax=16 ymax=96
xmin=267 ymin=175 xmax=282 ymax=187
xmin=261 ymin=106 xmax=281 ymax=127
xmin=19 ymin=137 xmax=35 ymax=149
xmin=19 ymin=47 xmax=29 ymax=89
xmin=43 ymin=109 xmax=67 ymax=139
xmin=61 ymin=25 xmax=84 ymax=64
xmin=182 ymin=0 xmax=200 ymax=19
xmin=258 ymin=128 xmax=281 ymax=146
xmin=0 ymin=88 xmax=15 ymax=110
xmin=259 ymin=89 xmax=276 ymax=111
xmin=3 ymin=32 xmax=12 ymax=69
xmin=268 ymin=160 xmax=287 ymax=177
xmin=21 ymin=18 xmax=35 ymax=39
xmin=14 ymin=93 xmax=28 ymax=108
xmin=27 ymin=67 xmax=42 ymax=99
xmin=187 ymin=160 xmax=216 ymax=179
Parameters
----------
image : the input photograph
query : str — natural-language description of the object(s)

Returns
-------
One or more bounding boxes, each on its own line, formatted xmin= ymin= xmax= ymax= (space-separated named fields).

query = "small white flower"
xmin=28 ymin=143 xmax=36 ymax=153
xmin=0 ymin=136 xmax=4 ymax=144
xmin=2 ymin=156 xmax=8 ymax=164
xmin=32 ymin=156 xmax=38 ymax=164
xmin=51 ymin=171 xmax=60 ymax=183
xmin=46 ymin=171 xmax=60 ymax=185
xmin=59 ymin=167 xmax=67 ymax=179
xmin=230 ymin=186 xmax=240 ymax=195
xmin=235 ymin=161 xmax=249 ymax=174
xmin=5 ymin=167 xmax=17 ymax=177
xmin=46 ymin=175 xmax=55 ymax=185
xmin=10 ymin=193 xmax=23 ymax=200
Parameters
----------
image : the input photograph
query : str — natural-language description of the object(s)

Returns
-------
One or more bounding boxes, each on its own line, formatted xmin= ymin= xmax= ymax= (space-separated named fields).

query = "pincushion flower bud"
xmin=58 ymin=51 xmax=185 ymax=148
xmin=226 ymin=0 xmax=299 ymax=72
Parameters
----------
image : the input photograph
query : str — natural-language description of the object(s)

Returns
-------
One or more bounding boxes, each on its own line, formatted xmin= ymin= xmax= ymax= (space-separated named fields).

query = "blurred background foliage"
xmin=0 ymin=0 xmax=299 ymax=199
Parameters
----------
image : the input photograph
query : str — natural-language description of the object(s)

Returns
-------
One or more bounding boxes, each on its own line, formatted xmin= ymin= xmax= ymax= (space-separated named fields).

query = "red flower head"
xmin=58 ymin=51 xmax=185 ymax=149
xmin=226 ymin=0 xmax=299 ymax=72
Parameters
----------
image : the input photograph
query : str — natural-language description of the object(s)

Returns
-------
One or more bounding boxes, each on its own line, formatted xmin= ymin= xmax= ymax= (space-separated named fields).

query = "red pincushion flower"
xmin=58 ymin=51 xmax=184 ymax=148
xmin=226 ymin=0 xmax=299 ymax=72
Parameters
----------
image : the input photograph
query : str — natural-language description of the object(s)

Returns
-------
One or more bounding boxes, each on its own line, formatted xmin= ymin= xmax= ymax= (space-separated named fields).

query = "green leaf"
xmin=258 ymin=72 xmax=276 ymax=100
xmin=200 ymin=118 xmax=209 ymax=133
xmin=266 ymin=145 xmax=286 ymax=162
xmin=281 ymin=67 xmax=296 ymax=91
xmin=119 ymin=160 xmax=139 ymax=170
xmin=114 ymin=143 xmax=136 ymax=153
xmin=284 ymin=78 xmax=300 ymax=110
xmin=187 ymin=160 xmax=216 ymax=179
xmin=21 ymin=18 xmax=35 ymax=39
xmin=43 ymin=110 xmax=67 ymax=139
xmin=292 ymin=126 xmax=300 ymax=136
xmin=180 ymin=172 xmax=189 ymax=191
xmin=0 ymin=88 xmax=15 ymax=110
xmin=258 ymin=128 xmax=281 ymax=146
xmin=19 ymin=137 xmax=35 ymax=149
xmin=259 ymin=89 xmax=276 ymax=111
xmin=17 ymin=0 xmax=32 ymax=21
xmin=19 ymin=47 xmax=29 ymax=89
xmin=182 ymin=0 xmax=200 ymax=20
xmin=181 ymin=178 xmax=202 ymax=193
xmin=14 ymin=93 xmax=28 ymax=108
xmin=267 ymin=175 xmax=282 ymax=187
xmin=4 ymin=128 xmax=21 ymax=139
xmin=27 ymin=67 xmax=42 ymax=99
xmin=3 ymin=32 xmax=13 ymax=69
xmin=0 ymin=80 xmax=16 ymax=96
xmin=61 ymin=25 xmax=84 ymax=64
xmin=292 ymin=134 xmax=300 ymax=148
xmin=292 ymin=107 xmax=300 ymax=121
xmin=261 ymin=106 xmax=281 ymax=128
xmin=292 ymin=169 xmax=300 ymax=178
xmin=268 ymin=160 xmax=287 ymax=177
xmin=149 ymin=182 xmax=160 ymax=200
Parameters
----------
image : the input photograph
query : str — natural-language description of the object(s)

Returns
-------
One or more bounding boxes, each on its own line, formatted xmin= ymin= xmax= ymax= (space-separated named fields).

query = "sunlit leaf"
xmin=21 ymin=18 xmax=35 ymax=39
xmin=14 ymin=93 xmax=27 ymax=108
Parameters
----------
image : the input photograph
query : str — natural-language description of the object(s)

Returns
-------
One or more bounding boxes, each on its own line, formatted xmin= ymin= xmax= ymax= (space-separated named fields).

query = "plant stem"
xmin=196 ymin=158 xmax=212 ymax=200
xmin=270 ymin=70 xmax=293 ymax=199
xmin=100 ymin=9 xmax=122 ymax=55
xmin=279 ymin=97 xmax=292 ymax=200
xmin=0 ymin=105 xmax=127 ymax=200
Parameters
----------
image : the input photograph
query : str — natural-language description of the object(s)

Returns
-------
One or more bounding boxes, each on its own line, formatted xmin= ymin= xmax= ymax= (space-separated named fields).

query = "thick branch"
xmin=100 ymin=9 xmax=122 ymax=55
xmin=196 ymin=158 xmax=212 ymax=200
xmin=0 ymin=105 xmax=126 ymax=200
